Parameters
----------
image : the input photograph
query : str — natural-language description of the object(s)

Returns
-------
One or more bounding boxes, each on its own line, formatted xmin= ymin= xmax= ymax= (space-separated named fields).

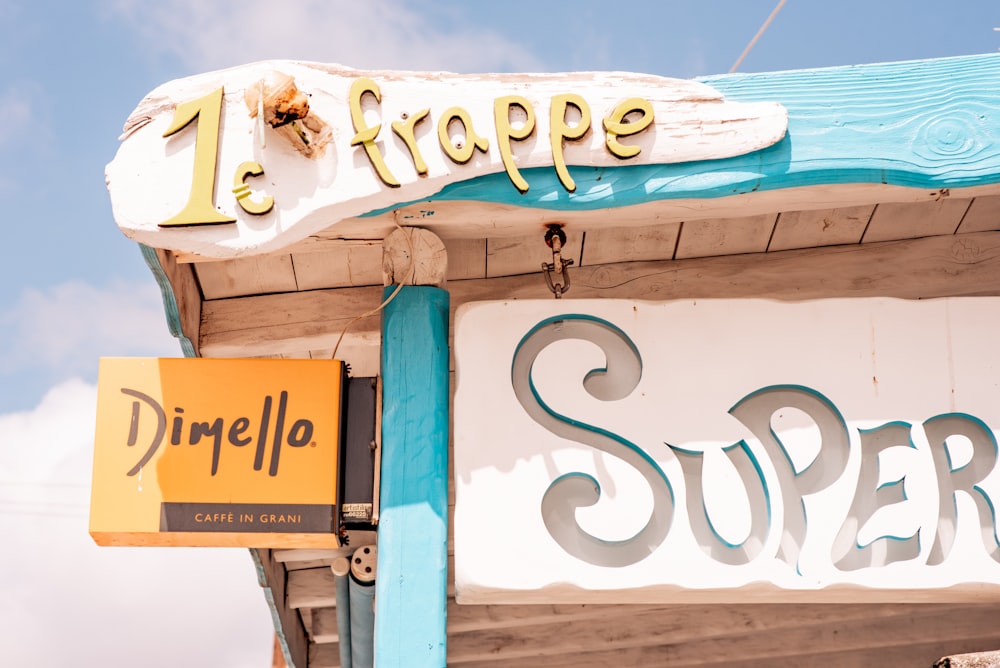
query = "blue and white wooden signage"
xmin=453 ymin=298 xmax=1000 ymax=602
xmin=105 ymin=54 xmax=1000 ymax=258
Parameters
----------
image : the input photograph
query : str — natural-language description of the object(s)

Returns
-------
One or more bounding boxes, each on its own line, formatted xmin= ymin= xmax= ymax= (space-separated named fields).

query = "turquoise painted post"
xmin=376 ymin=285 xmax=450 ymax=667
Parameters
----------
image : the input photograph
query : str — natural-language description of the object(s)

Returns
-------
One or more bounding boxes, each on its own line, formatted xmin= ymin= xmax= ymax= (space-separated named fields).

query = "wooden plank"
xmin=674 ymin=214 xmax=776 ymax=259
xmin=200 ymin=285 xmax=382 ymax=360
xmin=252 ymin=548 xmax=309 ymax=668
xmin=199 ymin=231 xmax=1000 ymax=358
xmin=957 ymin=195 xmax=1000 ymax=233
xmin=274 ymin=549 xmax=348 ymax=563
xmin=767 ymin=205 xmax=873 ymax=251
xmin=446 ymin=604 xmax=998 ymax=666
xmin=308 ymin=641 xmax=341 ymax=668
xmin=309 ymin=607 xmax=339 ymax=643
xmin=862 ymin=198 xmax=972 ymax=243
xmin=326 ymin=183 xmax=1000 ymax=245
xmin=287 ymin=566 xmax=337 ymax=609
xmin=196 ymin=254 xmax=298 ymax=299
xmin=376 ymin=286 xmax=450 ymax=668
xmin=292 ymin=241 xmax=383 ymax=290
xmin=461 ymin=636 xmax=1000 ymax=668
xmin=444 ymin=238 xmax=487 ymax=280
xmin=580 ymin=223 xmax=681 ymax=266
xmin=283 ymin=559 xmax=334 ymax=571
xmin=149 ymin=247 xmax=201 ymax=356
xmin=448 ymin=602 xmax=679 ymax=634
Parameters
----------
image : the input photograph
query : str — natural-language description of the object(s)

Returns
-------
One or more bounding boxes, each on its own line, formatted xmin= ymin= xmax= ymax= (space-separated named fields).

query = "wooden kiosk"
xmin=101 ymin=54 xmax=1000 ymax=666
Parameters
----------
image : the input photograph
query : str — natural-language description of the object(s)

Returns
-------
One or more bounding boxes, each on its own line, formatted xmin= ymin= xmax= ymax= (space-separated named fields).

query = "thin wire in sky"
xmin=730 ymin=0 xmax=788 ymax=73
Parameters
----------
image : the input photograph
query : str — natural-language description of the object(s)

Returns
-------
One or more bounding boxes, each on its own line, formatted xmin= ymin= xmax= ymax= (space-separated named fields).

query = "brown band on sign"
xmin=159 ymin=503 xmax=336 ymax=533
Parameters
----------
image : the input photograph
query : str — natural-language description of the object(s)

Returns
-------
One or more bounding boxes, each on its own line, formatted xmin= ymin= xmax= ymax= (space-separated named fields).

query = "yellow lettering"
xmin=437 ymin=107 xmax=489 ymax=165
xmin=603 ymin=97 xmax=654 ymax=159
xmin=391 ymin=108 xmax=430 ymax=176
xmin=195 ymin=513 xmax=205 ymax=522
xmin=349 ymin=77 xmax=399 ymax=187
xmin=549 ymin=94 xmax=592 ymax=192
xmin=232 ymin=161 xmax=274 ymax=215
xmin=159 ymin=87 xmax=237 ymax=227
xmin=494 ymin=95 xmax=536 ymax=193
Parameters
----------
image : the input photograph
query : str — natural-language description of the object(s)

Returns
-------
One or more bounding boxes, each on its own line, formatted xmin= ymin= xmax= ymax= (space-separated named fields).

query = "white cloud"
xmin=105 ymin=0 xmax=543 ymax=73
xmin=0 ymin=81 xmax=53 ymax=195
xmin=0 ymin=86 xmax=32 ymax=149
xmin=0 ymin=378 xmax=274 ymax=667
xmin=0 ymin=279 xmax=180 ymax=378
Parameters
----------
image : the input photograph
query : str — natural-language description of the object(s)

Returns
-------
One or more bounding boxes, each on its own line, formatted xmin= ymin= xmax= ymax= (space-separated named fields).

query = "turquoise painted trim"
xmin=376 ymin=286 xmax=449 ymax=667
xmin=360 ymin=53 xmax=1000 ymax=218
xmin=138 ymin=244 xmax=196 ymax=358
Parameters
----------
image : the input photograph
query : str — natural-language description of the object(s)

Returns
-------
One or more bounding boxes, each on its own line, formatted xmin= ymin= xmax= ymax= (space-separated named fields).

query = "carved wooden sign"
xmin=105 ymin=62 xmax=787 ymax=258
xmin=453 ymin=298 xmax=1000 ymax=602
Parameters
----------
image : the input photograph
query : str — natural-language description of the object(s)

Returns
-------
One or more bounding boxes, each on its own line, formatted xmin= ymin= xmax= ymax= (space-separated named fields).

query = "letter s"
xmin=511 ymin=315 xmax=674 ymax=567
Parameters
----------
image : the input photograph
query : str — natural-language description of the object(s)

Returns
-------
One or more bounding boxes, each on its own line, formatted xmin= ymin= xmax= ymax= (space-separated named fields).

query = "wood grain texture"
xmin=863 ymin=198 xmax=972 ymax=243
xmin=446 ymin=603 xmax=1000 ymax=666
xmin=286 ymin=566 xmax=337 ymax=609
xmin=308 ymin=641 xmax=341 ymax=668
xmin=443 ymin=238 xmax=487 ymax=280
xmin=293 ymin=241 xmax=383 ymax=290
xmin=199 ymin=231 xmax=1000 ymax=358
xmin=581 ymin=222 xmax=681 ymax=266
xmin=145 ymin=246 xmax=200 ymax=356
xmin=196 ymin=254 xmax=298 ymax=299
xmin=309 ymin=607 xmax=339 ymax=644
xmin=200 ymin=285 xmax=383 ymax=358
xmin=957 ymin=195 xmax=1000 ymax=234
xmin=273 ymin=549 xmax=348 ymax=563
xmin=768 ymin=205 xmax=873 ymax=251
xmin=674 ymin=214 xmax=776 ymax=259
xmin=320 ymin=183 xmax=1000 ymax=245
xmin=382 ymin=227 xmax=447 ymax=286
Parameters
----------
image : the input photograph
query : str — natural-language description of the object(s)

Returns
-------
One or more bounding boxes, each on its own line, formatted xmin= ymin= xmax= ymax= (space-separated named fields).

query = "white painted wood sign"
xmin=105 ymin=62 xmax=786 ymax=257
xmin=453 ymin=298 xmax=1000 ymax=603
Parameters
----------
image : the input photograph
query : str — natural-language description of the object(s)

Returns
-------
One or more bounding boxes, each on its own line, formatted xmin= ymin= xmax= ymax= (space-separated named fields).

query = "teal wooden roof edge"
xmin=361 ymin=52 xmax=1000 ymax=218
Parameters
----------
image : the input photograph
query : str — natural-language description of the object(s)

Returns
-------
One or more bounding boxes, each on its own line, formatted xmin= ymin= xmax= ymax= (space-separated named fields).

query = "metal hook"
xmin=542 ymin=224 xmax=574 ymax=298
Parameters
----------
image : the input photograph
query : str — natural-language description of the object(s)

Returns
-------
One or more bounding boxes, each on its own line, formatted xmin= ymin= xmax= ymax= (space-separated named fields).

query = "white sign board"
xmin=105 ymin=62 xmax=786 ymax=258
xmin=454 ymin=299 xmax=1000 ymax=603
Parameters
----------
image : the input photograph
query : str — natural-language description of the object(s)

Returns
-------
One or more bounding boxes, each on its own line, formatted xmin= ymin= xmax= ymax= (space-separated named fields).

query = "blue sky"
xmin=0 ymin=1 xmax=997 ymax=666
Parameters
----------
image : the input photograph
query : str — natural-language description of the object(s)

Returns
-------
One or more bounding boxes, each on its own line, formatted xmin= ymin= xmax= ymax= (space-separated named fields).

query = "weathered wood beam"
xmin=308 ymin=641 xmax=341 ymax=668
xmin=286 ymin=566 xmax=337 ymax=609
xmin=201 ymin=231 xmax=1000 ymax=358
xmin=453 ymin=637 xmax=1000 ymax=668
xmin=445 ymin=604 xmax=999 ymax=666
xmin=147 ymin=247 xmax=202 ymax=356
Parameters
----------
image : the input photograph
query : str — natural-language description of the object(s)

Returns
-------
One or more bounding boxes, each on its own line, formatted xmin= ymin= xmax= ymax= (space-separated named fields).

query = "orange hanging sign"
xmin=89 ymin=357 xmax=344 ymax=548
